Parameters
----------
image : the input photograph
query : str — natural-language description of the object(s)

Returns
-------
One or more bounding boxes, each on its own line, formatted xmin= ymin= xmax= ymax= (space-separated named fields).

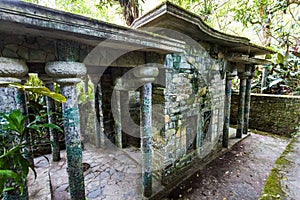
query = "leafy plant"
xmin=251 ymin=51 xmax=300 ymax=95
xmin=0 ymin=109 xmax=63 ymax=195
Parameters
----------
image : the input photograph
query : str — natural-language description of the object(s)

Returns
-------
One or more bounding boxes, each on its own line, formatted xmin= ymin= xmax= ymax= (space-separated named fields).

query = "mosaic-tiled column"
xmin=243 ymin=66 xmax=254 ymax=134
xmin=45 ymin=81 xmax=60 ymax=161
xmin=0 ymin=57 xmax=29 ymax=200
xmin=46 ymin=61 xmax=87 ymax=200
xmin=96 ymin=81 xmax=105 ymax=147
xmin=222 ymin=71 xmax=235 ymax=148
xmin=141 ymin=82 xmax=153 ymax=197
xmin=236 ymin=72 xmax=247 ymax=138
xmin=114 ymin=89 xmax=122 ymax=148
xmin=134 ymin=65 xmax=159 ymax=197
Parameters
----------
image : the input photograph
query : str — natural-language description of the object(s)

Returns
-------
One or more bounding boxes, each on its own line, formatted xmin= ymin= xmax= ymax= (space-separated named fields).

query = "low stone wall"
xmin=231 ymin=93 xmax=300 ymax=137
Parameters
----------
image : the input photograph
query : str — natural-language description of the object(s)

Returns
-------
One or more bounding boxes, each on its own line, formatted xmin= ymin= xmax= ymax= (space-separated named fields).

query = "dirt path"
xmin=166 ymin=133 xmax=289 ymax=200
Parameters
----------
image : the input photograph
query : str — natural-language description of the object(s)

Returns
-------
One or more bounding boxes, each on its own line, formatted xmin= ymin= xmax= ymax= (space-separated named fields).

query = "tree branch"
xmin=289 ymin=6 xmax=300 ymax=27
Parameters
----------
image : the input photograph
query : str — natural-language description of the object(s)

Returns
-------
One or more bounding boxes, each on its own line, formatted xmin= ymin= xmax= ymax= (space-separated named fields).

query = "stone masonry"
xmin=231 ymin=93 xmax=300 ymax=137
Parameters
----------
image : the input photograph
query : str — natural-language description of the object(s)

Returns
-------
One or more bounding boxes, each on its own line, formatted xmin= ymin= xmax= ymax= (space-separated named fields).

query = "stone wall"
xmin=231 ymin=93 xmax=300 ymax=137
xmin=0 ymin=33 xmax=92 ymax=63
xmin=155 ymin=44 xmax=226 ymax=184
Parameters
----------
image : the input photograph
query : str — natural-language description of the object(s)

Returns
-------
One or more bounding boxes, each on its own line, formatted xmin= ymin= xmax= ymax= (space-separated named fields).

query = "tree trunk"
xmin=260 ymin=2 xmax=272 ymax=93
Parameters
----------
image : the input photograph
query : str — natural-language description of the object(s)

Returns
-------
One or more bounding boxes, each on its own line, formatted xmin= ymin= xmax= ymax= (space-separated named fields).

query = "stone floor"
xmin=27 ymin=128 xmax=247 ymax=200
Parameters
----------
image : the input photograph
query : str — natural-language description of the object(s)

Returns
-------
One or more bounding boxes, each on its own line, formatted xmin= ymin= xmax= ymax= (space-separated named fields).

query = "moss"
xmin=260 ymin=168 xmax=285 ymax=199
xmin=249 ymin=128 xmax=289 ymax=140
xmin=259 ymin=135 xmax=297 ymax=199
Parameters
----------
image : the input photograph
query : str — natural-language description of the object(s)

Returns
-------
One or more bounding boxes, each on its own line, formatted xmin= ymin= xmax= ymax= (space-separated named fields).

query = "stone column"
xmin=88 ymin=74 xmax=103 ymax=148
xmin=113 ymin=84 xmax=131 ymax=148
xmin=236 ymin=71 xmax=247 ymax=138
xmin=0 ymin=57 xmax=29 ymax=200
xmin=141 ymin=83 xmax=152 ymax=197
xmin=222 ymin=71 xmax=236 ymax=148
xmin=134 ymin=65 xmax=159 ymax=198
xmin=243 ymin=65 xmax=254 ymax=134
xmin=45 ymin=81 xmax=60 ymax=161
xmin=96 ymin=81 xmax=105 ymax=147
xmin=46 ymin=61 xmax=86 ymax=200
xmin=114 ymin=89 xmax=122 ymax=148
xmin=120 ymin=91 xmax=129 ymax=147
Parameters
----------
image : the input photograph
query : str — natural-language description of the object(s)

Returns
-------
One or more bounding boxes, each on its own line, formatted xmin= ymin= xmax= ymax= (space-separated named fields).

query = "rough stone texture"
xmin=0 ymin=33 xmax=92 ymax=64
xmin=46 ymin=62 xmax=87 ymax=84
xmin=231 ymin=93 xmax=300 ymax=137
xmin=0 ymin=57 xmax=28 ymax=83
xmin=156 ymin=44 xmax=226 ymax=184
xmin=28 ymin=145 xmax=149 ymax=200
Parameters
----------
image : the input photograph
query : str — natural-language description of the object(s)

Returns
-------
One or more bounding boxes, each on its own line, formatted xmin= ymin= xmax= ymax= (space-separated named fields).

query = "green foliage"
xmin=0 ymin=110 xmax=63 ymax=195
xmin=22 ymin=0 xmax=123 ymax=24
xmin=77 ymin=79 xmax=95 ymax=104
xmin=252 ymin=51 xmax=300 ymax=94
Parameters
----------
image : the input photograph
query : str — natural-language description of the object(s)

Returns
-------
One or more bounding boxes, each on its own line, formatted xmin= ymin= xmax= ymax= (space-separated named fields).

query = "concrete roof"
xmin=132 ymin=1 xmax=275 ymax=56
xmin=0 ymin=0 xmax=185 ymax=54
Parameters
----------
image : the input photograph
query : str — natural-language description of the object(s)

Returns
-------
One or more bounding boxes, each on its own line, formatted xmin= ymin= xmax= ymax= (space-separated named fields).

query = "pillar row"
xmin=46 ymin=61 xmax=87 ymax=200
xmin=236 ymin=69 xmax=251 ymax=138
xmin=0 ymin=57 xmax=29 ymax=200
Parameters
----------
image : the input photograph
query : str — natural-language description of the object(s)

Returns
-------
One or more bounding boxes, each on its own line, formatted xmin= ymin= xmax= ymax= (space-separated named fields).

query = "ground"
xmin=166 ymin=133 xmax=289 ymax=200
xmin=28 ymin=132 xmax=294 ymax=200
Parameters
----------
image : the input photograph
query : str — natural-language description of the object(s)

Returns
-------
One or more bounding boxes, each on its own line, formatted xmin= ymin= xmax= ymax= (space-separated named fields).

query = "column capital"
xmin=45 ymin=61 xmax=87 ymax=84
xmin=238 ymin=71 xmax=251 ymax=79
xmin=0 ymin=57 xmax=28 ymax=83
xmin=133 ymin=65 xmax=159 ymax=83
xmin=226 ymin=71 xmax=237 ymax=80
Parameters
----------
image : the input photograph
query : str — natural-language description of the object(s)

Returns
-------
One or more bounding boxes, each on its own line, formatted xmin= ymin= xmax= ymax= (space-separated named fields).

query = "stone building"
xmin=0 ymin=1 xmax=273 ymax=199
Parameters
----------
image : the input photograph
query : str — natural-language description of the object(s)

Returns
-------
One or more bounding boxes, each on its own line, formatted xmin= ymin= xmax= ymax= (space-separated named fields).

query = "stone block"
xmin=2 ymin=48 xmax=18 ymax=58
xmin=30 ymin=50 xmax=46 ymax=61
xmin=17 ymin=46 xmax=29 ymax=59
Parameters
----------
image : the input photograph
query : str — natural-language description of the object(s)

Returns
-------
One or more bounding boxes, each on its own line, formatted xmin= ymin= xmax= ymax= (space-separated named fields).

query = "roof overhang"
xmin=132 ymin=1 xmax=275 ymax=56
xmin=227 ymin=55 xmax=273 ymax=65
xmin=0 ymin=0 xmax=185 ymax=54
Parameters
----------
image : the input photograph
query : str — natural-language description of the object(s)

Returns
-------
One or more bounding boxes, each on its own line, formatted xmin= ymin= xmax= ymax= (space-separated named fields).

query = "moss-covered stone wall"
xmin=157 ymin=44 xmax=226 ymax=184
xmin=231 ymin=93 xmax=300 ymax=137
